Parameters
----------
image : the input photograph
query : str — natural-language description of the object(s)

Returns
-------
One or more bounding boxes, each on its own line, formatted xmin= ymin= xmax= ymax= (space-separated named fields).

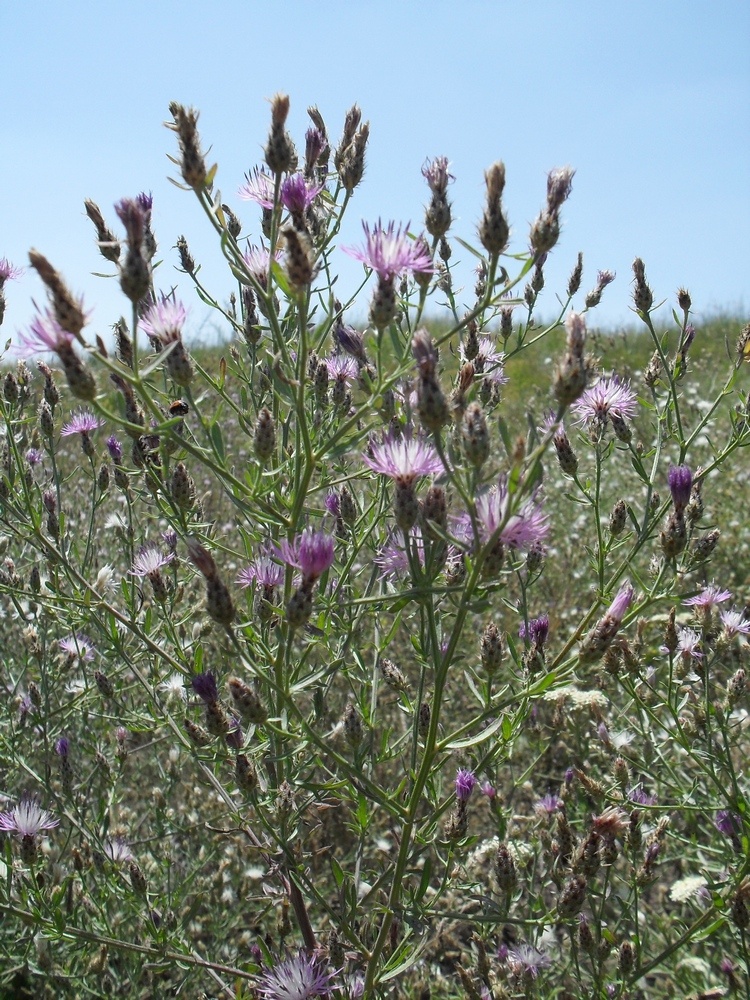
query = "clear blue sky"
xmin=2 ymin=0 xmax=748 ymax=345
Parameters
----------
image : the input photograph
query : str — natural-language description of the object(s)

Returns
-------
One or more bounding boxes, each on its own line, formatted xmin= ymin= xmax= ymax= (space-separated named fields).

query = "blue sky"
xmin=2 ymin=0 xmax=748 ymax=345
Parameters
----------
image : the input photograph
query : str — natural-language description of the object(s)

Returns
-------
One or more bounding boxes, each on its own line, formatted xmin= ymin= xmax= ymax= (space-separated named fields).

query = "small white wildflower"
xmin=669 ymin=874 xmax=707 ymax=903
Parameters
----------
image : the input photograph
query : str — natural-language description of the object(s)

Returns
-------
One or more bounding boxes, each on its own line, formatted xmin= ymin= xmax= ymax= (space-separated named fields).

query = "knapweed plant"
xmin=0 ymin=96 xmax=749 ymax=1000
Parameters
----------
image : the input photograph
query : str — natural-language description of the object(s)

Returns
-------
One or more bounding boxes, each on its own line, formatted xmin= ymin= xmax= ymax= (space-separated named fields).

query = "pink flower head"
xmin=507 ymin=943 xmax=551 ymax=980
xmin=131 ymin=545 xmax=174 ymax=578
xmin=19 ymin=309 xmax=75 ymax=357
xmin=236 ymin=554 xmax=284 ymax=589
xmin=61 ymin=409 xmax=104 ymax=437
xmin=607 ymin=583 xmax=635 ymax=624
xmin=667 ymin=465 xmax=693 ymax=511
xmin=0 ymin=796 xmax=59 ymax=837
xmin=422 ymin=156 xmax=454 ymax=195
xmin=455 ymin=768 xmax=477 ymax=803
xmin=362 ymin=434 xmax=442 ymax=486
xmin=103 ymin=836 xmax=133 ymax=864
xmin=571 ymin=376 xmax=638 ymax=426
xmin=519 ymin=615 xmax=549 ymax=646
xmin=276 ymin=529 xmax=335 ymax=582
xmin=461 ymin=478 xmax=548 ymax=552
xmin=342 ymin=220 xmax=435 ymax=281
xmin=374 ymin=527 xmax=426 ymax=579
xmin=683 ymin=584 xmax=731 ymax=611
xmin=676 ymin=626 xmax=702 ymax=661
xmin=719 ymin=608 xmax=750 ymax=638
xmin=115 ymin=196 xmax=148 ymax=245
xmin=325 ymin=354 xmax=359 ymax=383
xmin=0 ymin=257 xmax=24 ymax=286
xmin=59 ymin=633 xmax=96 ymax=662
xmin=474 ymin=337 xmax=509 ymax=385
xmin=257 ymin=953 xmax=335 ymax=1000
xmin=242 ymin=245 xmax=283 ymax=287
xmin=238 ymin=167 xmax=276 ymax=209
xmin=139 ymin=298 xmax=187 ymax=345
xmin=281 ymin=173 xmax=323 ymax=215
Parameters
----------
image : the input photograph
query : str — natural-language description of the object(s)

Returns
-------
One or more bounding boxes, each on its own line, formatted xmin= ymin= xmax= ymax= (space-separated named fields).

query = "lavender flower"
xmin=0 ymin=257 xmax=24 ymax=285
xmin=139 ymin=298 xmax=188 ymax=346
xmin=571 ymin=376 xmax=638 ymax=426
xmin=131 ymin=545 xmax=174 ymax=577
xmin=238 ymin=166 xmax=276 ymax=209
xmin=668 ymin=465 xmax=693 ymax=512
xmin=0 ymin=797 xmax=59 ymax=837
xmin=59 ymin=633 xmax=96 ymax=662
xmin=362 ymin=435 xmax=442 ymax=486
xmin=237 ymin=555 xmax=285 ymax=590
xmin=257 ymin=953 xmax=335 ymax=1000
xmin=719 ymin=608 xmax=750 ymax=638
xmin=455 ymin=768 xmax=477 ymax=803
xmin=61 ymin=410 xmax=104 ymax=437
xmin=192 ymin=671 xmax=219 ymax=705
xmin=507 ymin=943 xmax=551 ymax=980
xmin=683 ymin=584 xmax=732 ymax=610
xmin=275 ymin=529 xmax=335 ymax=582
xmin=281 ymin=173 xmax=323 ymax=215
xmin=342 ymin=220 xmax=434 ymax=281
xmin=19 ymin=309 xmax=76 ymax=357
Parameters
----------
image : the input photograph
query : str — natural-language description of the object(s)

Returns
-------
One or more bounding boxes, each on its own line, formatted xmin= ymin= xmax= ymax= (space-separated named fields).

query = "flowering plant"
xmin=0 ymin=94 xmax=748 ymax=999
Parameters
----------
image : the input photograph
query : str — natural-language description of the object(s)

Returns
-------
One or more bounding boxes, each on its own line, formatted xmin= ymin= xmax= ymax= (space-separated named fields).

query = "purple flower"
xmin=106 ymin=436 xmax=123 ymax=462
xmin=103 ymin=836 xmax=133 ymax=864
xmin=192 ymin=671 xmax=219 ymax=705
xmin=139 ymin=298 xmax=187 ymax=345
xmin=507 ymin=943 xmax=551 ymax=980
xmin=242 ymin=245 xmax=283 ymax=287
xmin=606 ymin=583 xmax=635 ymax=624
xmin=275 ymin=529 xmax=335 ymax=582
xmin=684 ymin=584 xmax=732 ymax=611
xmin=281 ymin=173 xmax=323 ymax=215
xmin=673 ymin=626 xmax=702 ymax=662
xmin=59 ymin=633 xmax=96 ymax=662
xmin=342 ymin=220 xmax=435 ymax=281
xmin=535 ymin=793 xmax=561 ymax=816
xmin=363 ymin=434 xmax=442 ymax=486
xmin=422 ymin=156 xmax=454 ymax=194
xmin=325 ymin=355 xmax=358 ymax=383
xmin=474 ymin=337 xmax=509 ymax=385
xmin=481 ymin=781 xmax=496 ymax=799
xmin=324 ymin=491 xmax=340 ymax=518
xmin=719 ymin=608 xmax=750 ymax=638
xmin=628 ymin=785 xmax=657 ymax=806
xmin=459 ymin=478 xmax=549 ymax=553
xmin=238 ymin=167 xmax=276 ymax=209
xmin=131 ymin=545 xmax=174 ymax=578
xmin=0 ymin=257 xmax=24 ymax=285
xmin=715 ymin=810 xmax=741 ymax=837
xmin=115 ymin=197 xmax=148 ymax=244
xmin=519 ymin=615 xmax=550 ymax=646
xmin=455 ymin=768 xmax=477 ymax=803
xmin=668 ymin=465 xmax=693 ymax=511
xmin=19 ymin=309 xmax=76 ymax=357
xmin=237 ymin=554 xmax=285 ymax=589
xmin=571 ymin=376 xmax=638 ymax=426
xmin=61 ymin=410 xmax=104 ymax=437
xmin=374 ymin=527 xmax=425 ymax=579
xmin=54 ymin=737 xmax=70 ymax=758
xmin=25 ymin=448 xmax=43 ymax=466
xmin=0 ymin=796 xmax=59 ymax=837
xmin=257 ymin=953 xmax=335 ymax=1000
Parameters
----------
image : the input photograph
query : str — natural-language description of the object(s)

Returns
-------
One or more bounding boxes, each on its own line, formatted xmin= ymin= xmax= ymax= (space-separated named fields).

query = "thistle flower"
xmin=519 ymin=615 xmax=550 ymax=646
xmin=683 ymin=584 xmax=732 ymax=611
xmin=19 ymin=309 xmax=76 ymax=356
xmin=720 ymin=608 xmax=750 ymax=638
xmin=459 ymin=478 xmax=549 ymax=554
xmin=280 ymin=173 xmax=323 ymax=216
xmin=237 ymin=555 xmax=285 ymax=590
xmin=362 ymin=434 xmax=442 ymax=485
xmin=139 ymin=297 xmax=188 ymax=346
xmin=103 ymin=836 xmax=133 ymax=864
xmin=374 ymin=527 xmax=426 ymax=579
xmin=0 ymin=797 xmax=59 ymax=837
xmin=257 ymin=953 xmax=336 ymax=1000
xmin=579 ymin=583 xmax=635 ymax=664
xmin=571 ymin=376 xmax=638 ymax=427
xmin=325 ymin=354 xmax=358 ymax=383
xmin=132 ymin=545 xmax=174 ymax=578
xmin=506 ymin=944 xmax=551 ymax=980
xmin=667 ymin=465 xmax=693 ymax=512
xmin=535 ymin=793 xmax=561 ymax=816
xmin=61 ymin=410 xmax=104 ymax=438
xmin=191 ymin=671 xmax=219 ymax=705
xmin=242 ymin=245 xmax=283 ymax=287
xmin=0 ymin=257 xmax=24 ymax=286
xmin=59 ymin=633 xmax=96 ymax=662
xmin=238 ymin=166 xmax=277 ymax=209
xmin=455 ymin=768 xmax=477 ymax=803
xmin=275 ymin=529 xmax=335 ymax=583
xmin=342 ymin=220 xmax=434 ymax=281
